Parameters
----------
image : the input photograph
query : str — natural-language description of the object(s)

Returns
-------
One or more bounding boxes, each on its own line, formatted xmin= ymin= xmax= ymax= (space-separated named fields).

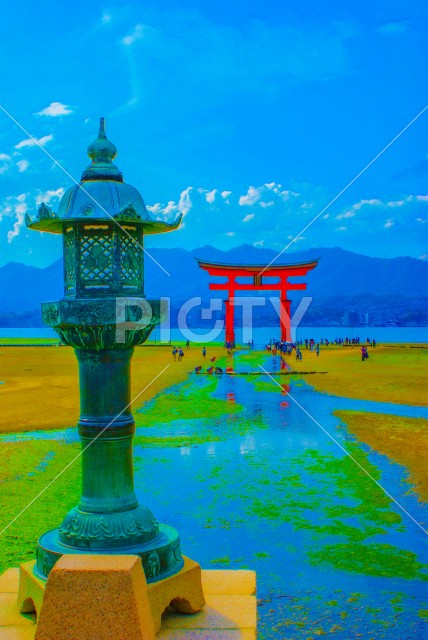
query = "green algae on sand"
xmin=0 ymin=439 xmax=80 ymax=574
xmin=335 ymin=410 xmax=428 ymax=502
xmin=246 ymin=446 xmax=402 ymax=542
xmin=135 ymin=376 xmax=243 ymax=427
xmin=309 ymin=543 xmax=428 ymax=581
xmin=134 ymin=433 xmax=222 ymax=448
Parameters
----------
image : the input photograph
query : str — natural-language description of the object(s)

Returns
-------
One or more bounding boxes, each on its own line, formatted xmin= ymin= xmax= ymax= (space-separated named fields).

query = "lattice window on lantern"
xmin=80 ymin=233 xmax=114 ymax=284
xmin=64 ymin=227 xmax=76 ymax=294
xmin=119 ymin=231 xmax=142 ymax=289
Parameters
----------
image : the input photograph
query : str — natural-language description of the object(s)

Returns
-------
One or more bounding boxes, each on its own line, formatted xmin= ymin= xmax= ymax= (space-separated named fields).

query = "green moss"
xmin=0 ymin=338 xmax=60 ymax=345
xmin=250 ymin=378 xmax=283 ymax=393
xmin=246 ymin=444 xmax=402 ymax=544
xmin=0 ymin=439 xmax=80 ymax=574
xmin=210 ymin=555 xmax=231 ymax=565
xmin=136 ymin=377 xmax=243 ymax=427
xmin=309 ymin=543 xmax=428 ymax=581
xmin=388 ymin=593 xmax=405 ymax=604
xmin=235 ymin=351 xmax=267 ymax=367
xmin=134 ymin=434 xmax=221 ymax=448
xmin=418 ymin=610 xmax=428 ymax=618
xmin=335 ymin=410 xmax=428 ymax=501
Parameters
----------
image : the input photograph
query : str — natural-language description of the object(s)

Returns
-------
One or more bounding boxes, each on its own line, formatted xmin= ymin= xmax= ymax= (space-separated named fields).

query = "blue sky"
xmin=0 ymin=0 xmax=427 ymax=267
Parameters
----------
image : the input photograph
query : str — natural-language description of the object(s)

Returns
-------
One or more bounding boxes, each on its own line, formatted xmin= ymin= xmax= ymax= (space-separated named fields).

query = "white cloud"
xmin=263 ymin=182 xmax=295 ymax=201
xmin=7 ymin=203 xmax=27 ymax=243
xmin=287 ymin=235 xmax=305 ymax=242
xmin=1 ymin=194 xmax=29 ymax=243
xmin=238 ymin=182 xmax=299 ymax=208
xmin=0 ymin=153 xmax=11 ymax=174
xmin=336 ymin=210 xmax=356 ymax=219
xmin=146 ymin=203 xmax=163 ymax=216
xmin=386 ymin=199 xmax=405 ymax=207
xmin=101 ymin=11 xmax=112 ymax=24
xmin=147 ymin=187 xmax=193 ymax=223
xmin=254 ymin=240 xmax=264 ymax=247
xmin=16 ymin=160 xmax=29 ymax=172
xmin=122 ymin=24 xmax=144 ymax=46
xmin=220 ymin=190 xmax=232 ymax=204
xmin=337 ymin=198 xmax=383 ymax=219
xmin=419 ymin=254 xmax=428 ymax=261
xmin=144 ymin=182 xmax=426 ymax=257
xmin=147 ymin=180 xmax=330 ymax=252
xmin=15 ymin=134 xmax=53 ymax=150
xmin=242 ymin=213 xmax=255 ymax=223
xmin=356 ymin=199 xmax=383 ymax=208
xmin=178 ymin=187 xmax=193 ymax=216
xmin=205 ymin=189 xmax=217 ymax=204
xmin=36 ymin=102 xmax=73 ymax=117
xmin=0 ymin=203 xmax=13 ymax=222
xmin=35 ymin=188 xmax=64 ymax=206
xmin=239 ymin=186 xmax=261 ymax=206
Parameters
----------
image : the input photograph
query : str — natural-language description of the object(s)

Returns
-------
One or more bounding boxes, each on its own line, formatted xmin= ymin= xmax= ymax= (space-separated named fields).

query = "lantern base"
xmin=35 ymin=523 xmax=184 ymax=583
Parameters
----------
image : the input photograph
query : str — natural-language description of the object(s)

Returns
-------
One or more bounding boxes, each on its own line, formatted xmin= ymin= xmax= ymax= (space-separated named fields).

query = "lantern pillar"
xmin=25 ymin=119 xmax=196 ymax=589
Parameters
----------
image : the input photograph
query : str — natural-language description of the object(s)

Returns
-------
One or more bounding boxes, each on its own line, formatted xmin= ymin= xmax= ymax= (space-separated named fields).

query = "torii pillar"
xmin=225 ymin=299 xmax=235 ymax=348
xmin=280 ymin=298 xmax=292 ymax=343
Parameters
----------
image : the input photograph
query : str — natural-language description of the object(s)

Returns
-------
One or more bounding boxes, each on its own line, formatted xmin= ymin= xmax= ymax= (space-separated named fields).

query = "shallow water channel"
xmin=4 ymin=352 xmax=428 ymax=638
xmin=133 ymin=352 xmax=428 ymax=639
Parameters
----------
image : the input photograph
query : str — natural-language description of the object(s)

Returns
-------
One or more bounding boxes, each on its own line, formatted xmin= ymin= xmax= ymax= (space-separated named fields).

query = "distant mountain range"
xmin=0 ymin=246 xmax=427 ymax=327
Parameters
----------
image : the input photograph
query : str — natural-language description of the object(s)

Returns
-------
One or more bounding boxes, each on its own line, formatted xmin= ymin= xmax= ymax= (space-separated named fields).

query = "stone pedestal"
xmin=18 ymin=555 xmax=205 ymax=639
xmin=7 ymin=557 xmax=257 ymax=639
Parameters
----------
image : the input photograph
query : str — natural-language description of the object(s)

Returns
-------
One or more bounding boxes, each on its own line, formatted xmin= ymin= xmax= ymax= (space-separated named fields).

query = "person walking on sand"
xmin=172 ymin=347 xmax=177 ymax=362
xmin=315 ymin=343 xmax=320 ymax=357
xmin=186 ymin=340 xmax=190 ymax=349
xmin=202 ymin=347 xmax=207 ymax=359
xmin=178 ymin=348 xmax=184 ymax=362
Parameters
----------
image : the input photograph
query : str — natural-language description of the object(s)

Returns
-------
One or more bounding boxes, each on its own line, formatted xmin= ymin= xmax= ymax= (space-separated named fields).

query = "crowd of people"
xmin=264 ymin=335 xmax=378 ymax=362
xmin=266 ymin=340 xmax=320 ymax=361
xmin=268 ymin=336 xmax=377 ymax=348
xmin=172 ymin=333 xmax=377 ymax=373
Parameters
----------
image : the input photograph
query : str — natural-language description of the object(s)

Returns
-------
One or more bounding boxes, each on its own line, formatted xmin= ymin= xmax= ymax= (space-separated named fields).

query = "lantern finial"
xmin=87 ymin=117 xmax=117 ymax=165
xmin=81 ymin=117 xmax=123 ymax=182
xmin=99 ymin=116 xmax=106 ymax=138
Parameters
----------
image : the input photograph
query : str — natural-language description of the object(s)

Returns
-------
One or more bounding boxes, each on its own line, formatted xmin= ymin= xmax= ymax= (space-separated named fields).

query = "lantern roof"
xmin=26 ymin=117 xmax=182 ymax=235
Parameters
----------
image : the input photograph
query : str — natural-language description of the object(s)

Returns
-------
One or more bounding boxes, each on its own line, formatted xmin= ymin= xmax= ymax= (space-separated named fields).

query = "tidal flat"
xmin=0 ymin=344 xmax=427 ymax=638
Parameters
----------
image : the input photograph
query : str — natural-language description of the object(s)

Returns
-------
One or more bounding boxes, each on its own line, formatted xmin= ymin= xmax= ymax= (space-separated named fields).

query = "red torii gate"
xmin=197 ymin=258 xmax=318 ymax=346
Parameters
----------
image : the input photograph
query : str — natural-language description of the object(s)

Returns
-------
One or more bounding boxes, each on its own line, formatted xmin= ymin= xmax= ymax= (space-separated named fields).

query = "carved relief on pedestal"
xmin=146 ymin=552 xmax=161 ymax=578
xmin=59 ymin=506 xmax=159 ymax=547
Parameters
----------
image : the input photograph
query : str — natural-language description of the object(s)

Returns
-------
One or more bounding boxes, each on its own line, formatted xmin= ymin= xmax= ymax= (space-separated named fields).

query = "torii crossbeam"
xmin=197 ymin=258 xmax=319 ymax=346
